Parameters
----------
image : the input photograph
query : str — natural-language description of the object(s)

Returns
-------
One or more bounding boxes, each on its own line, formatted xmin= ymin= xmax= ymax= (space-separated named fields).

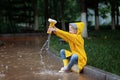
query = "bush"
xmin=0 ymin=23 xmax=9 ymax=33
xmin=0 ymin=22 xmax=24 ymax=33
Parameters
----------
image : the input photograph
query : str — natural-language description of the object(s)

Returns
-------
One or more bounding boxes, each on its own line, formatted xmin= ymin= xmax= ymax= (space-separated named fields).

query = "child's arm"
xmin=54 ymin=28 xmax=82 ymax=45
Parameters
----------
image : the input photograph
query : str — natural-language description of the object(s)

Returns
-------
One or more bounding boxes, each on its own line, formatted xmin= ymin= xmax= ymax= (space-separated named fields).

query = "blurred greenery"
xmin=0 ymin=22 xmax=22 ymax=33
xmin=0 ymin=0 xmax=119 ymax=33
xmin=50 ymin=30 xmax=120 ymax=75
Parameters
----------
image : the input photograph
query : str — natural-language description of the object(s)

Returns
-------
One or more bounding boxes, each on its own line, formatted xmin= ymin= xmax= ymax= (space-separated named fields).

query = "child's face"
xmin=69 ymin=26 xmax=77 ymax=34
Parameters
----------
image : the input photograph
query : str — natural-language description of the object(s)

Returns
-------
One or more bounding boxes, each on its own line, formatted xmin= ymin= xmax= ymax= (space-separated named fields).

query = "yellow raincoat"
xmin=54 ymin=22 xmax=87 ymax=71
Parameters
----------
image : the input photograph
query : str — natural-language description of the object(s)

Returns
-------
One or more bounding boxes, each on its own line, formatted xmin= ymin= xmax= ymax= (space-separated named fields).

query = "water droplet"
xmin=5 ymin=66 xmax=8 ymax=70
xmin=19 ymin=55 xmax=22 ymax=58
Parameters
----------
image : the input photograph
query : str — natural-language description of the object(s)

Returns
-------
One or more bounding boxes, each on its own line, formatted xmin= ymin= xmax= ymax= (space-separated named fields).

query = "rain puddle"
xmin=0 ymin=35 xmax=94 ymax=80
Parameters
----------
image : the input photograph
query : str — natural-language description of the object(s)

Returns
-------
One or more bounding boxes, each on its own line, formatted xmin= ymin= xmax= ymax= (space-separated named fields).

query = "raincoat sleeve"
xmin=54 ymin=28 xmax=81 ymax=45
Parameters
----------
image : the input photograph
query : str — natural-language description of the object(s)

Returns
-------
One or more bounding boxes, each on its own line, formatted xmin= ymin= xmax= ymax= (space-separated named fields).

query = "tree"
xmin=116 ymin=2 xmax=119 ymax=28
xmin=86 ymin=0 xmax=99 ymax=31
xmin=94 ymin=0 xmax=99 ymax=31
xmin=110 ymin=0 xmax=115 ymax=30
xmin=61 ymin=0 xmax=65 ymax=30
xmin=34 ymin=0 xmax=38 ymax=31
xmin=102 ymin=0 xmax=119 ymax=30
xmin=53 ymin=0 xmax=57 ymax=19
xmin=80 ymin=0 xmax=88 ymax=38
xmin=44 ymin=0 xmax=49 ymax=31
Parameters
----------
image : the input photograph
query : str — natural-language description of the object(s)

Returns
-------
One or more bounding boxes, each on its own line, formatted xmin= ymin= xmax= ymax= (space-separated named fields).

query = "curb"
xmin=84 ymin=65 xmax=120 ymax=80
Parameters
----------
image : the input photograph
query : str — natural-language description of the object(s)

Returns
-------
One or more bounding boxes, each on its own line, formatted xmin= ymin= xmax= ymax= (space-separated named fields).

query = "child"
xmin=48 ymin=22 xmax=87 ymax=73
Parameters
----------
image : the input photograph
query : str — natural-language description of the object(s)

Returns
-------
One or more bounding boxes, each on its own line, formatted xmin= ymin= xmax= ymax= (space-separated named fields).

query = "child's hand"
xmin=48 ymin=27 xmax=57 ymax=32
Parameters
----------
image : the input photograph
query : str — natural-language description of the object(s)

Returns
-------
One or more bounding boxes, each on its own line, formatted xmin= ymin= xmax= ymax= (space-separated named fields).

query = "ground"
xmin=0 ymin=35 xmax=94 ymax=80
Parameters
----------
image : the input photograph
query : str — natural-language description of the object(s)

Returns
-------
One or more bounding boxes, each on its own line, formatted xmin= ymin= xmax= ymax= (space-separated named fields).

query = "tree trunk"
xmin=44 ymin=0 xmax=49 ymax=32
xmin=54 ymin=0 xmax=57 ymax=19
xmin=116 ymin=2 xmax=119 ymax=28
xmin=94 ymin=0 xmax=99 ymax=31
xmin=34 ymin=0 xmax=38 ymax=31
xmin=110 ymin=0 xmax=115 ymax=30
xmin=80 ymin=0 xmax=88 ymax=38
xmin=61 ymin=0 xmax=65 ymax=30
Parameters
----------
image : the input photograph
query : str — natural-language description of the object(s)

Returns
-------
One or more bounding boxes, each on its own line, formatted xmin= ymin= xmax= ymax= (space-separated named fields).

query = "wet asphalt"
xmin=0 ymin=36 xmax=94 ymax=80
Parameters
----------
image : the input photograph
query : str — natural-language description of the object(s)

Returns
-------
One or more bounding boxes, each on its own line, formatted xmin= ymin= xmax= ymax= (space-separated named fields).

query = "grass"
xmin=50 ymin=30 xmax=120 ymax=75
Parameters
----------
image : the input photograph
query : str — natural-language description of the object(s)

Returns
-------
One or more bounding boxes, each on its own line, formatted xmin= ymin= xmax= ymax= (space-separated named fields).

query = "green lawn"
xmin=50 ymin=30 xmax=120 ymax=75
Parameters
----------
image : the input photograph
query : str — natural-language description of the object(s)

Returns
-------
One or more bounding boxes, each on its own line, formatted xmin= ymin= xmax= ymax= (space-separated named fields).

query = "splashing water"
xmin=36 ymin=70 xmax=63 ymax=76
xmin=39 ymin=50 xmax=46 ymax=70
xmin=39 ymin=34 xmax=51 ymax=70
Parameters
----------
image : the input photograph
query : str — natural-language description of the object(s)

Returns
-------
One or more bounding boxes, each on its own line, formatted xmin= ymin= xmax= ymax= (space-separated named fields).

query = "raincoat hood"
xmin=75 ymin=22 xmax=85 ymax=35
xmin=69 ymin=22 xmax=85 ymax=35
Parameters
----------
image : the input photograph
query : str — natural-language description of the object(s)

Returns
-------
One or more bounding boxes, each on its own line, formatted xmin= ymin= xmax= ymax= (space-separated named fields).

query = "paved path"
xmin=0 ymin=36 xmax=94 ymax=80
